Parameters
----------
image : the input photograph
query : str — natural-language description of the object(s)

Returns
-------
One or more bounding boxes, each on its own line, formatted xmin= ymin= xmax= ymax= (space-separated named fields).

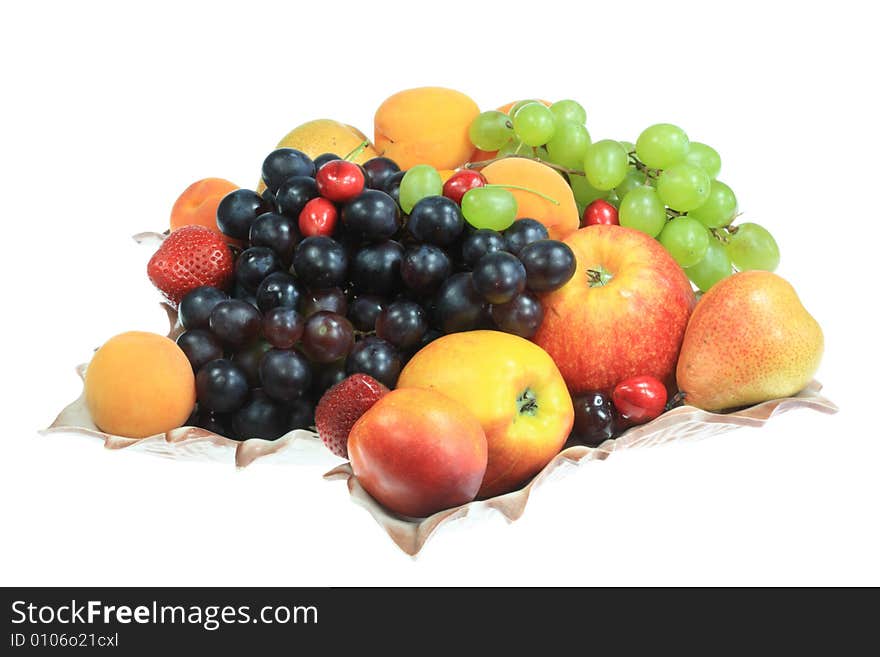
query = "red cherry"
xmin=316 ymin=160 xmax=365 ymax=203
xmin=583 ymin=199 xmax=619 ymax=227
xmin=442 ymin=170 xmax=487 ymax=205
xmin=612 ymin=375 xmax=667 ymax=425
xmin=299 ymin=197 xmax=338 ymax=237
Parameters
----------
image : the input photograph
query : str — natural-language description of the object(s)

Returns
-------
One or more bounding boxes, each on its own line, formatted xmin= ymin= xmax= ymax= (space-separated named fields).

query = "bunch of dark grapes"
xmin=178 ymin=147 xmax=576 ymax=441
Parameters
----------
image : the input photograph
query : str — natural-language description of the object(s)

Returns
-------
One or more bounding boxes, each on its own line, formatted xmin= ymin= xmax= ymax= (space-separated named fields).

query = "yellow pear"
xmin=676 ymin=271 xmax=823 ymax=411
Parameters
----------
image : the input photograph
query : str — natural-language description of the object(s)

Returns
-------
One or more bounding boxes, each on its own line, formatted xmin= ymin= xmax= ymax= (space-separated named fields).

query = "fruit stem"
xmin=586 ymin=265 xmax=613 ymax=287
xmin=343 ymin=140 xmax=370 ymax=162
xmin=628 ymin=153 xmax=661 ymax=179
xmin=464 ymin=154 xmax=586 ymax=178
xmin=517 ymin=388 xmax=539 ymax=416
xmin=483 ymin=183 xmax=560 ymax=206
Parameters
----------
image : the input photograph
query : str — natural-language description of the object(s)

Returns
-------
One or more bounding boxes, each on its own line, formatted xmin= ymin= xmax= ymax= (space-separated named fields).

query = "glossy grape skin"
xmin=313 ymin=153 xmax=341 ymax=170
xmin=727 ymin=223 xmax=780 ymax=271
xmin=546 ymin=121 xmax=591 ymax=169
xmin=249 ymin=212 xmax=299 ymax=261
xmin=583 ymin=140 xmax=629 ymax=191
xmin=261 ymin=148 xmax=315 ymax=193
xmin=176 ymin=329 xmax=224 ymax=372
xmin=300 ymin=287 xmax=347 ymax=317
xmin=275 ymin=176 xmax=319 ymax=218
xmin=635 ymin=124 xmax=689 ymax=169
xmin=619 ymin=187 xmax=667 ymax=237
xmin=382 ymin=171 xmax=406 ymax=206
xmin=512 ymin=102 xmax=556 ymax=146
xmin=259 ymin=349 xmax=312 ymax=402
xmin=209 ymin=300 xmax=262 ymax=347
xmin=235 ymin=246 xmax=281 ymax=292
xmin=684 ymin=238 xmax=733 ymax=292
xmin=375 ymin=301 xmax=428 ymax=349
xmin=255 ymin=272 xmax=302 ymax=313
xmin=232 ymin=283 xmax=258 ymax=309
xmin=231 ymin=339 xmax=272 ymax=387
xmin=490 ymin=291 xmax=544 ymax=338
xmin=432 ymin=273 xmax=487 ymax=334
xmin=685 ymin=142 xmax=722 ymax=179
xmin=287 ymin=398 xmax=316 ymax=430
xmin=503 ymin=218 xmax=549 ymax=255
xmin=407 ymin=196 xmax=465 ymax=246
xmin=188 ymin=407 xmax=233 ymax=437
xmin=349 ymin=240 xmax=404 ymax=297
xmin=472 ymin=251 xmax=527 ymax=304
xmin=216 ymin=189 xmax=271 ymax=240
xmin=689 ymin=180 xmax=737 ymax=228
xmin=571 ymin=392 xmax=616 ymax=446
xmin=518 ymin=240 xmax=577 ymax=292
xmin=659 ymin=217 xmax=710 ymax=268
xmin=461 ymin=187 xmax=518 ymax=231
xmin=362 ymin=157 xmax=401 ymax=191
xmin=399 ymin=164 xmax=443 ymax=214
xmin=614 ymin=168 xmax=648 ymax=201
xmin=469 ymin=110 xmax=514 ymax=151
xmin=179 ymin=286 xmax=229 ymax=330
xmin=342 ymin=189 xmax=401 ymax=242
xmin=301 ymin=312 xmax=355 ymax=363
xmin=262 ymin=307 xmax=304 ymax=349
xmin=232 ymin=389 xmax=288 ymax=440
xmin=461 ymin=229 xmax=507 ymax=268
xmin=309 ymin=361 xmax=348 ymax=400
xmin=291 ymin=236 xmax=348 ymax=290
xmin=345 ymin=336 xmax=403 ymax=388
xmin=196 ymin=359 xmax=250 ymax=413
xmin=656 ymin=163 xmax=712 ymax=212
xmin=347 ymin=295 xmax=386 ymax=332
xmin=400 ymin=244 xmax=451 ymax=295
xmin=549 ymin=99 xmax=587 ymax=125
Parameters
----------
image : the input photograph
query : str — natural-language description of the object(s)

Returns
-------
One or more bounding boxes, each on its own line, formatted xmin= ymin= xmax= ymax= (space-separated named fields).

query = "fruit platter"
xmin=47 ymin=87 xmax=837 ymax=553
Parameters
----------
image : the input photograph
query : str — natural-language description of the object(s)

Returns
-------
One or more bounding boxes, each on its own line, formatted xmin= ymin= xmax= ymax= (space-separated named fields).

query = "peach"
xmin=84 ymin=331 xmax=196 ymax=439
xmin=170 ymin=177 xmax=238 ymax=234
xmin=348 ymin=388 xmax=488 ymax=518
xmin=374 ymin=87 xmax=480 ymax=171
xmin=481 ymin=158 xmax=580 ymax=240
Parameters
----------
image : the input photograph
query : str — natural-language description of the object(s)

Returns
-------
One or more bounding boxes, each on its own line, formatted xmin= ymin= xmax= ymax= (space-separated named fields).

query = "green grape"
xmin=508 ymin=99 xmax=542 ymax=116
xmin=659 ymin=217 xmax=710 ymax=268
xmin=469 ymin=110 xmax=514 ymax=151
xmin=546 ymin=121 xmax=591 ymax=169
xmin=684 ymin=238 xmax=732 ymax=292
xmin=549 ymin=99 xmax=587 ymax=125
xmin=512 ymin=103 xmax=556 ymax=147
xmin=614 ymin=168 xmax=647 ymax=199
xmin=726 ymin=223 xmax=780 ymax=271
xmin=685 ymin=142 xmax=721 ymax=179
xmin=461 ymin=187 xmax=518 ymax=231
xmin=619 ymin=141 xmax=636 ymax=154
xmin=635 ymin=123 xmax=689 ymax=169
xmin=619 ymin=187 xmax=667 ymax=237
xmin=568 ymin=174 xmax=608 ymax=209
xmin=689 ymin=180 xmax=737 ymax=228
xmin=497 ymin=138 xmax=533 ymax=157
xmin=656 ymin=163 xmax=711 ymax=211
xmin=583 ymin=140 xmax=628 ymax=190
xmin=399 ymin=164 xmax=443 ymax=214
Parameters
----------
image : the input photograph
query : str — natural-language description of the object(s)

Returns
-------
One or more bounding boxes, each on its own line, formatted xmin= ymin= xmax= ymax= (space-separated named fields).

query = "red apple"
xmin=347 ymin=388 xmax=488 ymax=517
xmin=534 ymin=225 xmax=695 ymax=394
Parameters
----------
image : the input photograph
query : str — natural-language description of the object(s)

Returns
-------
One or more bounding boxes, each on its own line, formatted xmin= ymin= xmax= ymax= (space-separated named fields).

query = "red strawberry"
xmin=315 ymin=374 xmax=389 ymax=458
xmin=147 ymin=226 xmax=234 ymax=305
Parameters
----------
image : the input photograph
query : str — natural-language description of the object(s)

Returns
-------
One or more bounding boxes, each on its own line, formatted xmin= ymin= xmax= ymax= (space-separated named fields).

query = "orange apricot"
xmin=170 ymin=178 xmax=238 ymax=235
xmin=84 ymin=331 xmax=196 ymax=439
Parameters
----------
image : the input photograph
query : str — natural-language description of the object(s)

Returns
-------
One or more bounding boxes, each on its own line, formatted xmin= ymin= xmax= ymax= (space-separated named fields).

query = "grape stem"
xmin=628 ymin=153 xmax=661 ymax=180
xmin=343 ymin=140 xmax=370 ymax=162
xmin=482 ymin=183 xmax=560 ymax=206
xmin=464 ymin=154 xmax=587 ymax=178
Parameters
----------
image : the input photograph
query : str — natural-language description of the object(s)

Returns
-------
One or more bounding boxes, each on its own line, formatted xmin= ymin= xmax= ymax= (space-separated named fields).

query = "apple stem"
xmin=517 ymin=388 xmax=539 ymax=416
xmin=586 ymin=266 xmax=613 ymax=287
xmin=343 ymin=140 xmax=370 ymax=162
xmin=483 ymin=183 xmax=560 ymax=206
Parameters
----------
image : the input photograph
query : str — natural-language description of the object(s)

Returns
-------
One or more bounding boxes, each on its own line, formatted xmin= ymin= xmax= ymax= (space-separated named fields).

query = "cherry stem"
xmin=464 ymin=154 xmax=586 ymax=177
xmin=482 ymin=183 xmax=560 ymax=206
xmin=343 ymin=140 xmax=370 ymax=162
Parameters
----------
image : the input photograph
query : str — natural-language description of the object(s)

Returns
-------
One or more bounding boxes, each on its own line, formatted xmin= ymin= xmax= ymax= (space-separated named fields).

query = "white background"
xmin=1 ymin=0 xmax=877 ymax=586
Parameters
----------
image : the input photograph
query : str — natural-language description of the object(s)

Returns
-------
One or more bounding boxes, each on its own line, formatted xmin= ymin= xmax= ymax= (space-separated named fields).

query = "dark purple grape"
xmin=301 ymin=312 xmax=355 ymax=363
xmin=310 ymin=361 xmax=347 ymax=399
xmin=259 ymin=349 xmax=312 ymax=402
xmin=232 ymin=339 xmax=272 ymax=387
xmin=188 ymin=407 xmax=233 ymax=437
xmin=400 ymin=244 xmax=451 ymax=295
xmin=249 ymin=212 xmax=300 ymax=261
xmin=503 ymin=218 xmax=549 ymax=255
xmin=382 ymin=171 xmax=405 ymax=206
xmin=255 ymin=272 xmax=302 ymax=313
xmin=196 ymin=359 xmax=249 ymax=413
xmin=276 ymin=176 xmax=319 ymax=218
xmin=287 ymin=398 xmax=316 ymax=431
xmin=292 ymin=236 xmax=348 ymax=290
xmin=461 ymin=229 xmax=507 ymax=268
xmin=490 ymin=291 xmax=544 ymax=338
xmin=179 ymin=286 xmax=229 ymax=330
xmin=216 ymin=189 xmax=271 ymax=240
xmin=232 ymin=283 xmax=259 ymax=309
xmin=236 ymin=246 xmax=281 ymax=292
xmin=301 ymin=287 xmax=348 ymax=317
xmin=432 ymin=273 xmax=486 ymax=334
xmin=407 ymin=196 xmax=464 ymax=246
xmin=261 ymin=148 xmax=316 ymax=193
xmin=341 ymin=190 xmax=400 ymax=242
xmin=261 ymin=188 xmax=277 ymax=212
xmin=345 ymin=336 xmax=402 ymax=388
xmin=262 ymin=307 xmax=304 ymax=349
xmin=571 ymin=392 xmax=616 ymax=446
xmin=347 ymin=295 xmax=386 ymax=332
xmin=350 ymin=240 xmax=404 ymax=297
xmin=176 ymin=329 xmax=224 ymax=372
xmin=472 ymin=251 xmax=527 ymax=304
xmin=519 ymin=240 xmax=577 ymax=292
xmin=314 ymin=153 xmax=341 ymax=170
xmin=232 ymin=389 xmax=288 ymax=440
xmin=376 ymin=301 xmax=427 ymax=349
xmin=362 ymin=157 xmax=401 ymax=191
xmin=209 ymin=300 xmax=261 ymax=347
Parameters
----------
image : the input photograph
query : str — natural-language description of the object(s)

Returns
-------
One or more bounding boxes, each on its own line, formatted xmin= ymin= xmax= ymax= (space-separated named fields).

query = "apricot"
xmin=480 ymin=158 xmax=579 ymax=240
xmin=170 ymin=178 xmax=238 ymax=234
xmin=374 ymin=87 xmax=480 ymax=171
xmin=84 ymin=331 xmax=196 ymax=439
